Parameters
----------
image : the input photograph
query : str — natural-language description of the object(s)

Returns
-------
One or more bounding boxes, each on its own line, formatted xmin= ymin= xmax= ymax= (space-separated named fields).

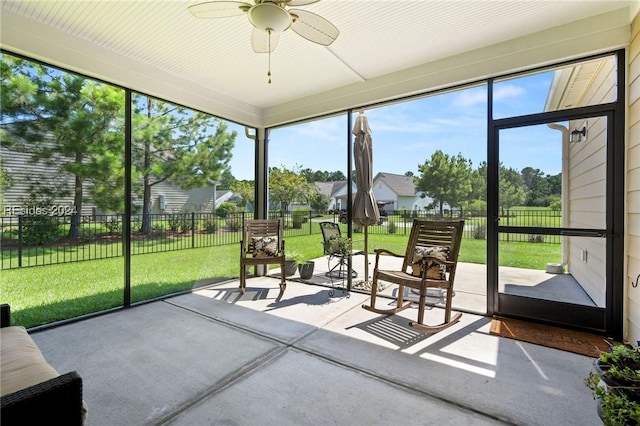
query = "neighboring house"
xmin=1 ymin=146 xmax=234 ymax=217
xmin=315 ymin=180 xmax=349 ymax=212
xmin=321 ymin=172 xmax=442 ymax=213
xmin=1 ymin=145 xmax=92 ymax=215
xmin=149 ymin=183 xmax=235 ymax=215
xmin=371 ymin=172 xmax=436 ymax=212
xmin=329 ymin=180 xmax=357 ymax=212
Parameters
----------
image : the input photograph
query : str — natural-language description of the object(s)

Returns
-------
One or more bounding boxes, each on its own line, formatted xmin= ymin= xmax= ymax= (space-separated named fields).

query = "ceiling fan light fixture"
xmin=248 ymin=3 xmax=292 ymax=33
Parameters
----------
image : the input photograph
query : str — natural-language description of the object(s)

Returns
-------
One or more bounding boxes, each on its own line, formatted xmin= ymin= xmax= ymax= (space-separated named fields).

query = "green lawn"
xmin=2 ymin=244 xmax=239 ymax=328
xmin=2 ymin=229 xmax=560 ymax=329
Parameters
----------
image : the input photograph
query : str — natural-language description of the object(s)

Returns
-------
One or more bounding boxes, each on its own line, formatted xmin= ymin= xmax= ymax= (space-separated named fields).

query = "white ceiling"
xmin=0 ymin=1 xmax=636 ymax=127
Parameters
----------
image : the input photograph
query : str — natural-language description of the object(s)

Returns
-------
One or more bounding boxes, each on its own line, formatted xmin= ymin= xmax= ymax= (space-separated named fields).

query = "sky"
xmin=227 ymin=70 xmax=568 ymax=182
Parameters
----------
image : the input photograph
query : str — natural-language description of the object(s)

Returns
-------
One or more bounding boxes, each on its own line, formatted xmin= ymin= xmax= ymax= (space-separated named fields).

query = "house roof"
xmin=314 ymin=181 xmax=347 ymax=198
xmin=1 ymin=1 xmax=634 ymax=128
xmin=373 ymin=172 xmax=416 ymax=197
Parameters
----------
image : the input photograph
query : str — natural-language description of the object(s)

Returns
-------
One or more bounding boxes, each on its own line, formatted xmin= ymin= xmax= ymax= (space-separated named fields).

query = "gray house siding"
xmin=1 ymin=146 xmax=94 ymax=216
xmin=2 ymin=147 xmax=231 ymax=217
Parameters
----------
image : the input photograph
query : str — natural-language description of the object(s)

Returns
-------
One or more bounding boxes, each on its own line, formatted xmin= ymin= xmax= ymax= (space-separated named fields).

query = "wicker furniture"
xmin=239 ymin=219 xmax=286 ymax=294
xmin=362 ymin=219 xmax=464 ymax=333
xmin=0 ymin=304 xmax=86 ymax=425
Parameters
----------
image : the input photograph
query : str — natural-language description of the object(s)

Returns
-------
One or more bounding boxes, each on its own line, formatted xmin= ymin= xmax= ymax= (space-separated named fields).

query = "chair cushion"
xmin=0 ymin=326 xmax=61 ymax=397
xmin=410 ymin=246 xmax=448 ymax=279
xmin=252 ymin=236 xmax=279 ymax=258
xmin=1 ymin=326 xmax=89 ymax=423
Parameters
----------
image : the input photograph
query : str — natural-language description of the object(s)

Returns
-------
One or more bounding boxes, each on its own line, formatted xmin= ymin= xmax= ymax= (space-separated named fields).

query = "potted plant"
xmin=286 ymin=251 xmax=315 ymax=279
xmin=284 ymin=254 xmax=298 ymax=277
xmin=585 ymin=342 xmax=640 ymax=425
xmin=326 ymin=235 xmax=353 ymax=258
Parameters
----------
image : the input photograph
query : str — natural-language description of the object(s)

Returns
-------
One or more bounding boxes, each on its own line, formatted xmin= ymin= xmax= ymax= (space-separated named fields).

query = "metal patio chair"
xmin=320 ymin=221 xmax=357 ymax=296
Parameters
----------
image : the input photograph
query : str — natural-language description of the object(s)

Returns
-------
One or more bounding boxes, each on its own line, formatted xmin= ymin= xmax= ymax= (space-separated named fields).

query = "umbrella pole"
xmin=364 ymin=225 xmax=369 ymax=284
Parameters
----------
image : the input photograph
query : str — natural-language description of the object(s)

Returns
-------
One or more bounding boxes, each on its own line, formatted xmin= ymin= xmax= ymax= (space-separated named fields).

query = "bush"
xmin=466 ymin=200 xmax=487 ymax=213
xmin=167 ymin=213 xmax=193 ymax=233
xmin=17 ymin=197 xmax=62 ymax=244
xmin=216 ymin=202 xmax=236 ymax=218
xmin=292 ymin=208 xmax=309 ymax=229
xmin=179 ymin=215 xmax=193 ymax=233
xmin=528 ymin=222 xmax=545 ymax=243
xmin=528 ymin=234 xmax=545 ymax=243
xmin=167 ymin=214 xmax=181 ymax=231
xmin=387 ymin=221 xmax=396 ymax=235
xmin=226 ymin=216 xmax=242 ymax=232
xmin=131 ymin=217 xmax=141 ymax=233
xmin=473 ymin=224 xmax=486 ymax=240
xmin=105 ymin=217 xmax=122 ymax=235
xmin=152 ymin=224 xmax=165 ymax=235
xmin=21 ymin=215 xmax=61 ymax=245
xmin=81 ymin=227 xmax=97 ymax=242
xmin=203 ymin=218 xmax=217 ymax=233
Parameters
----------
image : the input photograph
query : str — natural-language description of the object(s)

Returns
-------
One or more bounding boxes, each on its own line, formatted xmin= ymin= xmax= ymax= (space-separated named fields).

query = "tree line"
xmin=1 ymin=55 xmax=236 ymax=237
xmin=415 ymin=150 xmax=561 ymax=215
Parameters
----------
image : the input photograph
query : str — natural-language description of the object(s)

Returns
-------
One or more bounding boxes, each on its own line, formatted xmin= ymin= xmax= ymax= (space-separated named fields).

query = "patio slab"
xmin=297 ymin=299 xmax=596 ymax=426
xmin=29 ymin=278 xmax=600 ymax=426
xmin=31 ymin=301 xmax=285 ymax=426
xmin=168 ymin=348 xmax=504 ymax=426
xmin=279 ymin=255 xmax=595 ymax=314
xmin=170 ymin=277 xmax=366 ymax=344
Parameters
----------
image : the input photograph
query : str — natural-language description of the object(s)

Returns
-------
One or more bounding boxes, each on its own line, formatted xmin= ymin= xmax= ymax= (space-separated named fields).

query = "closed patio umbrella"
xmin=352 ymin=109 xmax=380 ymax=287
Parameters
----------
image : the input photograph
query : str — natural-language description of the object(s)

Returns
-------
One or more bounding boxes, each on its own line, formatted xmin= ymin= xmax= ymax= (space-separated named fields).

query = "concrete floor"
xmin=288 ymin=254 xmax=595 ymax=314
xmin=31 ymin=275 xmax=602 ymax=426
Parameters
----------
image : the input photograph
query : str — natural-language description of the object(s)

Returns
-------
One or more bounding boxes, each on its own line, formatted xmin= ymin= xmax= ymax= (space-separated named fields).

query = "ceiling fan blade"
xmin=290 ymin=9 xmax=339 ymax=46
xmin=285 ymin=0 xmax=320 ymax=6
xmin=251 ymin=27 xmax=279 ymax=53
xmin=188 ymin=1 xmax=252 ymax=18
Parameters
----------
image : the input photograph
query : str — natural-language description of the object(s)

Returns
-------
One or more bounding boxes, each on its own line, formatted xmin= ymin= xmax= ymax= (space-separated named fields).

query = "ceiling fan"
xmin=188 ymin=0 xmax=339 ymax=83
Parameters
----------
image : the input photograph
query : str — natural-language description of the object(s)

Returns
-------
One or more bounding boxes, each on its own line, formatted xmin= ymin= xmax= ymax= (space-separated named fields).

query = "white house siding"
xmin=627 ymin=10 xmax=640 ymax=343
xmin=566 ymin=58 xmax=616 ymax=307
xmin=373 ymin=180 xmax=398 ymax=210
xmin=396 ymin=196 xmax=417 ymax=211
xmin=332 ymin=181 xmax=358 ymax=211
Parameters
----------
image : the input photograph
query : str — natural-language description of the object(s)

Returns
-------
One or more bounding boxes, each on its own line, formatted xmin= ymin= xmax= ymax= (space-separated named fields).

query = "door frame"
xmin=485 ymin=50 xmax=625 ymax=338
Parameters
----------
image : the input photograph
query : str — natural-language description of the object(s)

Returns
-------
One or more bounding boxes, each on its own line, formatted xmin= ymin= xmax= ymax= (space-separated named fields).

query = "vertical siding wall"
xmin=627 ymin=11 xmax=640 ymax=343
xmin=567 ymin=58 xmax=616 ymax=307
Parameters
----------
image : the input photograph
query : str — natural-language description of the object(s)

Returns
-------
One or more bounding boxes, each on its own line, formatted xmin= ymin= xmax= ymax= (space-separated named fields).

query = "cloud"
xmin=493 ymin=84 xmax=526 ymax=100
xmin=452 ymin=88 xmax=486 ymax=107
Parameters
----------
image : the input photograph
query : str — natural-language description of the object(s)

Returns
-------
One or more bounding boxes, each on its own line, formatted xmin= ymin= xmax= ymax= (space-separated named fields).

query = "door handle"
xmin=559 ymin=230 xmax=608 ymax=237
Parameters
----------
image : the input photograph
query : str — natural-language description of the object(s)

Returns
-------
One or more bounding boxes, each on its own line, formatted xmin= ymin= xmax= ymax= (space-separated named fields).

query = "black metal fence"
xmin=1 ymin=208 xmax=561 ymax=270
xmin=342 ymin=208 xmax=561 ymax=243
xmin=0 ymin=212 xmax=245 ymax=270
